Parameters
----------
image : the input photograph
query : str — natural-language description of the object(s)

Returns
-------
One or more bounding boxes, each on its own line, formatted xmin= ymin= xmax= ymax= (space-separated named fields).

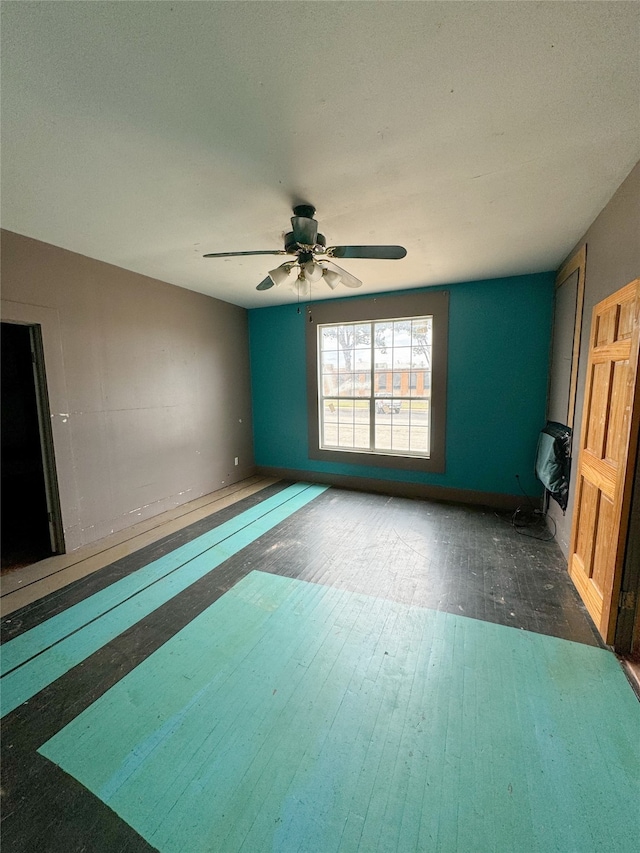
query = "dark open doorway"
xmin=1 ymin=322 xmax=63 ymax=572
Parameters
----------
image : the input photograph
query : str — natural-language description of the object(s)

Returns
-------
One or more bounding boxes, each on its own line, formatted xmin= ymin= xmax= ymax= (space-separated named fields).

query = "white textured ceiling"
xmin=2 ymin=1 xmax=639 ymax=308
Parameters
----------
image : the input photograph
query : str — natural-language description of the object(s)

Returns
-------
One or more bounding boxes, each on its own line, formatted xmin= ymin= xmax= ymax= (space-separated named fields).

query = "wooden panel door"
xmin=569 ymin=279 xmax=640 ymax=643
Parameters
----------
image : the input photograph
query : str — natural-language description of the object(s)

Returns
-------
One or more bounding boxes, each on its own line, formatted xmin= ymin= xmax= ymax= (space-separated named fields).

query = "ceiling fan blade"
xmin=203 ymin=250 xmax=288 ymax=258
xmin=256 ymin=275 xmax=276 ymax=291
xmin=291 ymin=215 xmax=318 ymax=246
xmin=317 ymin=260 xmax=362 ymax=289
xmin=326 ymin=245 xmax=407 ymax=260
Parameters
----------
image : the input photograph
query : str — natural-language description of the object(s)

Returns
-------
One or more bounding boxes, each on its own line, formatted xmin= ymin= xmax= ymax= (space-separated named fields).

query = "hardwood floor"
xmin=0 ymin=475 xmax=279 ymax=617
xmin=1 ymin=483 xmax=637 ymax=852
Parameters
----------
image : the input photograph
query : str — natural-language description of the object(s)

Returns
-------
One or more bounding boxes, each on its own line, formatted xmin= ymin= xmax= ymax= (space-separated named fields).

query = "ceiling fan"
xmin=203 ymin=204 xmax=407 ymax=291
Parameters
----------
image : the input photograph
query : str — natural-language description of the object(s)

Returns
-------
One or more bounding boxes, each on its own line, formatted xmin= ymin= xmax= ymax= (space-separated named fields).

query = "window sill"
xmin=309 ymin=444 xmax=445 ymax=473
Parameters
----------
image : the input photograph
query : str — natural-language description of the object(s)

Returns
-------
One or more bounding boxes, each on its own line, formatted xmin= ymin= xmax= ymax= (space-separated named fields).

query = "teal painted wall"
xmin=249 ymin=273 xmax=555 ymax=497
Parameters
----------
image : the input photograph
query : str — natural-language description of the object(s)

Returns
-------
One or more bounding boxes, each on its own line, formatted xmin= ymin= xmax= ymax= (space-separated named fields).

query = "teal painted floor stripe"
xmin=0 ymin=484 xmax=327 ymax=718
xmin=40 ymin=571 xmax=640 ymax=853
xmin=1 ymin=482 xmax=313 ymax=676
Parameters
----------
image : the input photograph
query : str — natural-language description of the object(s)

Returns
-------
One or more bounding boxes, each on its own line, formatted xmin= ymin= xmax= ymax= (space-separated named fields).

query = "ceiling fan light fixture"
xmin=322 ymin=269 xmax=342 ymax=290
xmin=268 ymin=263 xmax=293 ymax=287
xmin=303 ymin=260 xmax=323 ymax=283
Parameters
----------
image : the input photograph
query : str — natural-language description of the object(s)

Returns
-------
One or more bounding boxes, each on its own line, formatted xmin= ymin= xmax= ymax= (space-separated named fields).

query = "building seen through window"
xmin=318 ymin=317 xmax=432 ymax=458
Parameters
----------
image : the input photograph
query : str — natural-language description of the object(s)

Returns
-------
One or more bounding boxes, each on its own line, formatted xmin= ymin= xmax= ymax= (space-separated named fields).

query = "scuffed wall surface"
xmin=1 ymin=230 xmax=254 ymax=551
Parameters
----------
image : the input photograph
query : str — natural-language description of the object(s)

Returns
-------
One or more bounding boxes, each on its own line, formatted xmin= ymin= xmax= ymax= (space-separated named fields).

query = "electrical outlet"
xmin=234 ymin=457 xmax=239 ymax=466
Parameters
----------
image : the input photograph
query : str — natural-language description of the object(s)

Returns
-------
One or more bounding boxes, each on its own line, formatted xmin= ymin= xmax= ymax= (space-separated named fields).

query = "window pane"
xmin=338 ymin=424 xmax=354 ymax=447
xmin=392 ymin=346 xmax=412 ymax=370
xmin=354 ymin=323 xmax=371 ymax=349
xmin=353 ymin=399 xmax=368 ymax=419
xmin=321 ymin=369 xmax=339 ymax=396
xmin=375 ymin=423 xmax=391 ymax=450
xmin=410 ymin=371 xmax=429 ymax=398
xmin=316 ymin=311 xmax=438 ymax=463
xmin=321 ymin=399 xmax=339 ymax=446
xmin=409 ymin=400 xmax=430 ymax=453
xmin=409 ymin=398 xmax=430 ymax=423
xmin=371 ymin=399 xmax=432 ymax=457
xmin=385 ymin=399 xmax=403 ymax=453
xmin=409 ymin=426 xmax=429 ymax=454
xmin=393 ymin=320 xmax=411 ymax=346
xmin=337 ymin=348 xmax=354 ymax=371
xmin=321 ymin=327 xmax=339 ymax=351
xmin=374 ymin=354 xmax=391 ymax=373
xmin=374 ymin=354 xmax=391 ymax=369
xmin=376 ymin=372 xmax=388 ymax=391
xmin=407 ymin=371 xmax=424 ymax=397
xmin=327 ymin=400 xmax=370 ymax=450
xmin=337 ymin=373 xmax=355 ymax=396
xmin=320 ymin=349 xmax=338 ymax=371
xmin=336 ymin=400 xmax=355 ymax=449
xmin=389 ymin=418 xmax=410 ymax=453
xmin=411 ymin=317 xmax=432 ymax=348
xmin=353 ymin=373 xmax=371 ymax=396
xmin=354 ymin=402 xmax=370 ymax=448
xmin=411 ymin=319 xmax=431 ymax=376
xmin=411 ymin=347 xmax=430 ymax=369
xmin=374 ymin=321 xmax=393 ymax=348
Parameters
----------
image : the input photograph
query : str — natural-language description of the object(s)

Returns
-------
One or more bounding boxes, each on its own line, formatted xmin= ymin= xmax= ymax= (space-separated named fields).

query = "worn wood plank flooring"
xmin=2 ymin=484 xmax=638 ymax=853
xmin=0 ymin=476 xmax=280 ymax=615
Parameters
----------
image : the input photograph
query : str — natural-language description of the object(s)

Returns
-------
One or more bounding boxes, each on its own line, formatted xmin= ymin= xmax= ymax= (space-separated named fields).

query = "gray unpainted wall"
xmin=547 ymin=161 xmax=640 ymax=556
xmin=1 ymin=229 xmax=255 ymax=551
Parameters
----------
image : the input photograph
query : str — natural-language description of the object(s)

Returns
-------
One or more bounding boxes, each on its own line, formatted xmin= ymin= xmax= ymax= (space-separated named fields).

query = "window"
xmin=306 ymin=291 xmax=448 ymax=472
xmin=318 ymin=317 xmax=432 ymax=456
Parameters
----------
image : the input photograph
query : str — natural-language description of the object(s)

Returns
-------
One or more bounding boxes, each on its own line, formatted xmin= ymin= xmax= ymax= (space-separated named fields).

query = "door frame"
xmin=549 ymin=245 xmax=586 ymax=430
xmin=1 ymin=299 xmax=72 ymax=554
xmin=27 ymin=323 xmax=65 ymax=553
xmin=569 ymin=278 xmax=640 ymax=644
xmin=613 ymin=429 xmax=640 ymax=655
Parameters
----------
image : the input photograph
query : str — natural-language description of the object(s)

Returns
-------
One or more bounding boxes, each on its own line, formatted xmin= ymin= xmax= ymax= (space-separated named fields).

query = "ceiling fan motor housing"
xmin=284 ymin=231 xmax=326 ymax=255
xmin=292 ymin=204 xmax=316 ymax=219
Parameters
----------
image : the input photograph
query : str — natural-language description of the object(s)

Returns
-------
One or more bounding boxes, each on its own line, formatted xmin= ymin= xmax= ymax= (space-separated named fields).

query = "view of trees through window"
xmin=319 ymin=316 xmax=432 ymax=457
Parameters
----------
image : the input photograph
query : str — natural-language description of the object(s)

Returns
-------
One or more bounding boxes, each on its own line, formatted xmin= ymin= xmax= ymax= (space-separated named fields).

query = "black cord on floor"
xmin=511 ymin=507 xmax=556 ymax=541
xmin=494 ymin=507 xmax=556 ymax=541
xmin=493 ymin=476 xmax=557 ymax=541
